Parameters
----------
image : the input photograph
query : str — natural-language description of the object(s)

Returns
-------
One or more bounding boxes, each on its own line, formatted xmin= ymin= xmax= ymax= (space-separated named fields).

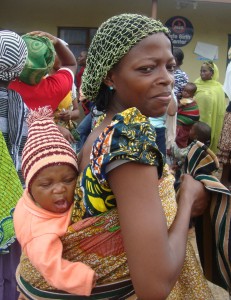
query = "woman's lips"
xmin=153 ymin=93 xmax=172 ymax=104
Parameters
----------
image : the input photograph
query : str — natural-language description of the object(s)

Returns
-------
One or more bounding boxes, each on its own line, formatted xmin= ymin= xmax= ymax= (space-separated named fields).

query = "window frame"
xmin=57 ymin=26 xmax=97 ymax=58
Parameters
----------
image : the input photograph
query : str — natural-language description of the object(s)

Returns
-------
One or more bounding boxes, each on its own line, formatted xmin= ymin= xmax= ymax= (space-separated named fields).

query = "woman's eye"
xmin=138 ymin=66 xmax=155 ymax=73
xmin=167 ymin=65 xmax=176 ymax=73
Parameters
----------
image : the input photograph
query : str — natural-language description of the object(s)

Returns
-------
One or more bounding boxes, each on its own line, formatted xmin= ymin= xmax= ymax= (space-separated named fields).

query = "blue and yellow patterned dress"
xmin=70 ymin=107 xmax=213 ymax=299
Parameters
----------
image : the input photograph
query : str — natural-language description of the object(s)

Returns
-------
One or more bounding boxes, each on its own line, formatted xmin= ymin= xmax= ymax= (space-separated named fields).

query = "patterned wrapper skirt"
xmin=16 ymin=166 xmax=213 ymax=300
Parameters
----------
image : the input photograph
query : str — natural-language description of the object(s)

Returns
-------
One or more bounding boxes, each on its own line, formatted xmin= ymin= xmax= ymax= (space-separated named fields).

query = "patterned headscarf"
xmin=19 ymin=34 xmax=55 ymax=85
xmin=82 ymin=13 xmax=170 ymax=101
xmin=0 ymin=30 xmax=28 ymax=81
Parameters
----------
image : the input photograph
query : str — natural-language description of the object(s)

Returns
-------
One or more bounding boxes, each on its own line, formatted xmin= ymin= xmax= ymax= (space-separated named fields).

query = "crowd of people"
xmin=0 ymin=12 xmax=230 ymax=300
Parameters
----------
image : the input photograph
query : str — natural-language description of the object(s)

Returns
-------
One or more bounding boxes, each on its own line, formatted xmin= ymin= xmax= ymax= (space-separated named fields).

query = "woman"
xmin=9 ymin=31 xmax=77 ymax=145
xmin=51 ymin=54 xmax=81 ymax=150
xmin=173 ymin=47 xmax=189 ymax=101
xmin=17 ymin=14 xmax=213 ymax=300
xmin=194 ymin=61 xmax=226 ymax=153
xmin=0 ymin=30 xmax=28 ymax=300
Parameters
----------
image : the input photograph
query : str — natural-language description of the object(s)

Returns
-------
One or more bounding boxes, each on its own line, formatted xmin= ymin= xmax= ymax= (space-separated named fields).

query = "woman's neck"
xmin=107 ymin=96 xmax=128 ymax=116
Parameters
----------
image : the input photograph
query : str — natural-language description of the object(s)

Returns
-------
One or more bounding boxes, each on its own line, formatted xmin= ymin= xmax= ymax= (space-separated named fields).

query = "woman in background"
xmin=173 ymin=47 xmax=189 ymax=101
xmin=194 ymin=61 xmax=226 ymax=153
xmin=0 ymin=30 xmax=28 ymax=300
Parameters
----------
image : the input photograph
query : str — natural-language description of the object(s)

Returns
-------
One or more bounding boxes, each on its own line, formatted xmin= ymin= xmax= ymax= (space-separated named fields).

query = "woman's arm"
xmin=107 ymin=162 xmax=208 ymax=300
xmin=71 ymin=99 xmax=80 ymax=120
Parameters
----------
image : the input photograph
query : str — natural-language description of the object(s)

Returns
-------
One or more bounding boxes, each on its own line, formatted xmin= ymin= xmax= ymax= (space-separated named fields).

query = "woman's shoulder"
xmin=92 ymin=107 xmax=164 ymax=176
xmin=174 ymin=69 xmax=188 ymax=80
xmin=103 ymin=107 xmax=149 ymax=130
xmin=118 ymin=107 xmax=148 ymax=123
xmin=101 ymin=107 xmax=157 ymax=146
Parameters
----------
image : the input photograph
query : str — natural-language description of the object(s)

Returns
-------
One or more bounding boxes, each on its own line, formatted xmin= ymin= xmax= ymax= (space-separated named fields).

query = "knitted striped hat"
xmin=0 ymin=30 xmax=28 ymax=81
xmin=22 ymin=107 xmax=78 ymax=188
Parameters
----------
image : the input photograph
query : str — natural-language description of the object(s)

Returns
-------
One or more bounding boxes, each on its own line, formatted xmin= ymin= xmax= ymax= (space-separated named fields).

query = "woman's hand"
xmin=177 ymin=174 xmax=210 ymax=217
xmin=27 ymin=30 xmax=77 ymax=74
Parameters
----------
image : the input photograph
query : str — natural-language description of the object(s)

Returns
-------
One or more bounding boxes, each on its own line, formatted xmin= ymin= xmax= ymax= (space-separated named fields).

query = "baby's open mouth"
xmin=54 ymin=199 xmax=69 ymax=210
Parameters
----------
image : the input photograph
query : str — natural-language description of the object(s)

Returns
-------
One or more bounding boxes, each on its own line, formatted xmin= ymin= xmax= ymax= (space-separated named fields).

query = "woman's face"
xmin=200 ymin=64 xmax=213 ymax=81
xmin=108 ymin=33 xmax=175 ymax=118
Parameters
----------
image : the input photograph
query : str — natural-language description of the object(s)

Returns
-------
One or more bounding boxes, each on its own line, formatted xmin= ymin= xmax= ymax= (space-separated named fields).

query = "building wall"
xmin=1 ymin=0 xmax=151 ymax=33
xmin=1 ymin=0 xmax=231 ymax=83
xmin=158 ymin=0 xmax=231 ymax=83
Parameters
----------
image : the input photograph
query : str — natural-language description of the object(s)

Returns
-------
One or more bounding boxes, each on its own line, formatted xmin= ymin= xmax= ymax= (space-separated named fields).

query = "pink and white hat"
xmin=22 ymin=106 xmax=78 ymax=188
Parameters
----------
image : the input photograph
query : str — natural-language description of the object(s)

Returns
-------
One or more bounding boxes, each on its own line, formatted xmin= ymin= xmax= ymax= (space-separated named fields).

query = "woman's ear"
xmin=103 ymin=76 xmax=113 ymax=88
xmin=103 ymin=71 xmax=115 ymax=90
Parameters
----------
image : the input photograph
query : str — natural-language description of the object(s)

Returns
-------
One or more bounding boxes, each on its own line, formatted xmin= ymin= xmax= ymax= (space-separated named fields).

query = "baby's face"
xmin=30 ymin=165 xmax=77 ymax=213
xmin=182 ymin=87 xmax=192 ymax=98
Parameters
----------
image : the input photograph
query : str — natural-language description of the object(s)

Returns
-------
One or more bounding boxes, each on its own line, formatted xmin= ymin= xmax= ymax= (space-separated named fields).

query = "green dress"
xmin=195 ymin=70 xmax=227 ymax=153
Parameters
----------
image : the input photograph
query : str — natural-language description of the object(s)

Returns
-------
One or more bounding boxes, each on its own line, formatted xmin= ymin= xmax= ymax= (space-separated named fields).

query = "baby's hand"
xmin=59 ymin=109 xmax=72 ymax=121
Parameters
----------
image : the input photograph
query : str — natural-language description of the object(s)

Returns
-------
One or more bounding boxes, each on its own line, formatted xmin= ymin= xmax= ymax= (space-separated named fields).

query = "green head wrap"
xmin=203 ymin=61 xmax=219 ymax=81
xmin=81 ymin=13 xmax=170 ymax=101
xmin=19 ymin=34 xmax=55 ymax=85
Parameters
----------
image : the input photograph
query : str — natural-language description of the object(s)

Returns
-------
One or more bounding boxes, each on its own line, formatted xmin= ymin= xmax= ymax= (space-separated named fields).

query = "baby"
xmin=14 ymin=107 xmax=95 ymax=297
xmin=176 ymin=82 xmax=200 ymax=148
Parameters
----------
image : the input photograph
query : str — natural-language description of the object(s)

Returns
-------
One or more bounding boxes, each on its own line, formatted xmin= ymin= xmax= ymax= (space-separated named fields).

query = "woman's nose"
xmin=157 ymin=68 xmax=174 ymax=85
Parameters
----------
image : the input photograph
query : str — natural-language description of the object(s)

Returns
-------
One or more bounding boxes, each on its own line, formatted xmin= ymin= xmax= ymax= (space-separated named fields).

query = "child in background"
xmin=50 ymin=52 xmax=80 ymax=149
xmin=170 ymin=121 xmax=211 ymax=189
xmin=176 ymin=82 xmax=200 ymax=148
xmin=14 ymin=107 xmax=96 ymax=297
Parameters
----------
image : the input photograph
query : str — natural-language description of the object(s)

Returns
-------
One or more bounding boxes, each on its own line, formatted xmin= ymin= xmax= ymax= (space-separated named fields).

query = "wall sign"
xmin=165 ymin=16 xmax=194 ymax=47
